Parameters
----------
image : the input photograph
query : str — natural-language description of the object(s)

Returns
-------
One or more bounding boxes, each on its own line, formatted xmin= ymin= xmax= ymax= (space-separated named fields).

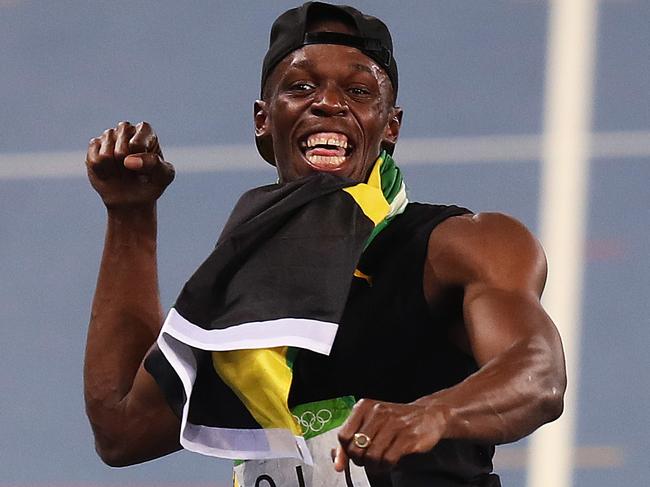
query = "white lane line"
xmin=528 ymin=1 xmax=599 ymax=487
xmin=0 ymin=130 xmax=648 ymax=180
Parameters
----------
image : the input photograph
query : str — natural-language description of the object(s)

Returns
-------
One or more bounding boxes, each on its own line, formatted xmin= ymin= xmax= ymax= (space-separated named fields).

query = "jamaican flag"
xmin=145 ymin=151 xmax=407 ymax=463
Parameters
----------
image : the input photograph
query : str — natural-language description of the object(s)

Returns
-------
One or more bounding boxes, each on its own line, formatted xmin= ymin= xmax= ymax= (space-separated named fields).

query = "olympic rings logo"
xmin=293 ymin=408 xmax=333 ymax=434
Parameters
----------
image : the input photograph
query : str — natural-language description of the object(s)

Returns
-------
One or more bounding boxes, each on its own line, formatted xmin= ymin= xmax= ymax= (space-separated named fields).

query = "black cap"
xmin=261 ymin=2 xmax=398 ymax=97
xmin=257 ymin=2 xmax=398 ymax=165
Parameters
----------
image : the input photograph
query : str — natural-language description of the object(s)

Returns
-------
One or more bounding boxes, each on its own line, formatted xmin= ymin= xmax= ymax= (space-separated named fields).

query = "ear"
xmin=254 ymin=100 xmax=276 ymax=165
xmin=381 ymin=106 xmax=403 ymax=153
xmin=254 ymin=100 xmax=270 ymax=137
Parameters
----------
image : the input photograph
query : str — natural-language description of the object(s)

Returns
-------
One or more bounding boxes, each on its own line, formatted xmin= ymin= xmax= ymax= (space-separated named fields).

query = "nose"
xmin=310 ymin=83 xmax=348 ymax=117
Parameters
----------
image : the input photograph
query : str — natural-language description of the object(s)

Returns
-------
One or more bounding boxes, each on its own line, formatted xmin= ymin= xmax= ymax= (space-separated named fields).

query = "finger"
xmin=345 ymin=421 xmax=380 ymax=467
xmin=124 ymin=152 xmax=159 ymax=172
xmin=86 ymin=137 xmax=107 ymax=179
xmin=338 ymin=399 xmax=372 ymax=445
xmin=99 ymin=127 xmax=116 ymax=159
xmin=114 ymin=121 xmax=136 ymax=161
xmin=349 ymin=401 xmax=407 ymax=469
xmin=123 ymin=153 xmax=175 ymax=186
xmin=363 ymin=427 xmax=399 ymax=472
xmin=129 ymin=121 xmax=159 ymax=154
xmin=333 ymin=445 xmax=349 ymax=473
xmin=86 ymin=136 xmax=101 ymax=165
xmin=381 ymin=440 xmax=405 ymax=472
xmin=92 ymin=128 xmax=119 ymax=178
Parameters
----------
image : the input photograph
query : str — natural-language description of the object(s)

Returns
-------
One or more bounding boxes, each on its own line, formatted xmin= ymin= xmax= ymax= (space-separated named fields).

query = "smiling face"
xmin=255 ymin=26 xmax=402 ymax=183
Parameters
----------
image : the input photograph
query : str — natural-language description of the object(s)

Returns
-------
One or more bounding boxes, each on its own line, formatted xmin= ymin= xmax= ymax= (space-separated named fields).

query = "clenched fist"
xmin=86 ymin=121 xmax=175 ymax=208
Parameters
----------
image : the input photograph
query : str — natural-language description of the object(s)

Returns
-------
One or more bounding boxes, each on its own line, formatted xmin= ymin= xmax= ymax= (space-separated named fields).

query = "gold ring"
xmin=353 ymin=432 xmax=372 ymax=449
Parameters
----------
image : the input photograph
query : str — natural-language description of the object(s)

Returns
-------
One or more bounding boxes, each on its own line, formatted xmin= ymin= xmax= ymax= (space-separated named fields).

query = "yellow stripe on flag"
xmin=342 ymin=154 xmax=390 ymax=225
xmin=212 ymin=347 xmax=301 ymax=434
xmin=343 ymin=184 xmax=389 ymax=225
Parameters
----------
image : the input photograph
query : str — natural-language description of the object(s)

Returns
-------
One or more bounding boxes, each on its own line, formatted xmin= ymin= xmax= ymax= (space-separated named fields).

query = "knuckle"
xmin=145 ymin=135 xmax=159 ymax=151
xmin=128 ymin=139 xmax=146 ymax=151
xmin=371 ymin=402 xmax=392 ymax=419
xmin=355 ymin=398 xmax=371 ymax=410
xmin=410 ymin=438 xmax=430 ymax=455
xmin=372 ymin=402 xmax=386 ymax=413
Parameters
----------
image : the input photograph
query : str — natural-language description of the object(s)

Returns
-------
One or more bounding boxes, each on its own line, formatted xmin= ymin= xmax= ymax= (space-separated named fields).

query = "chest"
xmin=289 ymin=263 xmax=477 ymax=407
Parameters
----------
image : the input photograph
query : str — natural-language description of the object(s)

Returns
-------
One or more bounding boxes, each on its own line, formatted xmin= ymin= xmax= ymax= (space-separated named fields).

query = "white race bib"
xmin=233 ymin=397 xmax=370 ymax=487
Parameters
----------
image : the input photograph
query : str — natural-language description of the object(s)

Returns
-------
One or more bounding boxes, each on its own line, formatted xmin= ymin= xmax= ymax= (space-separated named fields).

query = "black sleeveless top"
xmin=289 ymin=203 xmax=502 ymax=487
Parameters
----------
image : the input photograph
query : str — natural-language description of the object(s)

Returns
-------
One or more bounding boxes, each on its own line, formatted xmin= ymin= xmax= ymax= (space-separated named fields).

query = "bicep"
xmin=426 ymin=212 xmax=562 ymax=367
xmin=462 ymin=284 xmax=561 ymax=367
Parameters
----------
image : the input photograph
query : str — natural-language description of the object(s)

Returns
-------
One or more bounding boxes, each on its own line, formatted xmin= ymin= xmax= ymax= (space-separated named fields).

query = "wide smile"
xmin=299 ymin=131 xmax=354 ymax=171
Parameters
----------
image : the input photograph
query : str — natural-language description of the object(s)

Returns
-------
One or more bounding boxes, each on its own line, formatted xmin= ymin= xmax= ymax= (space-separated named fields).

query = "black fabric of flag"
xmin=145 ymin=153 xmax=407 ymax=462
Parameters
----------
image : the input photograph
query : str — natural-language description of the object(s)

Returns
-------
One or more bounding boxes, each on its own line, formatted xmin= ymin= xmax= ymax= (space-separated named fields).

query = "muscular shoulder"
xmin=424 ymin=212 xmax=547 ymax=295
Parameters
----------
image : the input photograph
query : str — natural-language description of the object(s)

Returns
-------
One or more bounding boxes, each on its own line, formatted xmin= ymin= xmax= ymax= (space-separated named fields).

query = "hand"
xmin=86 ymin=121 xmax=175 ymax=209
xmin=334 ymin=398 xmax=449 ymax=473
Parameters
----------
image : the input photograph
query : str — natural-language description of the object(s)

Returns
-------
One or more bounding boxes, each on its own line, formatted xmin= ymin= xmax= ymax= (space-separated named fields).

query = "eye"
xmin=348 ymin=86 xmax=372 ymax=97
xmin=290 ymin=81 xmax=316 ymax=92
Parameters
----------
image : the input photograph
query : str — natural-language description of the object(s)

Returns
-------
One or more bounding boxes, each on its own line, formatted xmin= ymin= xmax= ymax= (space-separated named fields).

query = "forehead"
xmin=275 ymin=44 xmax=388 ymax=82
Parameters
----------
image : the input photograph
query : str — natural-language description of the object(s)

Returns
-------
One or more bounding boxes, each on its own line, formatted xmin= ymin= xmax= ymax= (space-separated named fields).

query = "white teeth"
xmin=306 ymin=133 xmax=349 ymax=149
xmin=307 ymin=154 xmax=346 ymax=166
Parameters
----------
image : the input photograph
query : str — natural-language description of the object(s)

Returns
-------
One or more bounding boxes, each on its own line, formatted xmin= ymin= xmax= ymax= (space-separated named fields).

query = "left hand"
xmin=334 ymin=398 xmax=449 ymax=473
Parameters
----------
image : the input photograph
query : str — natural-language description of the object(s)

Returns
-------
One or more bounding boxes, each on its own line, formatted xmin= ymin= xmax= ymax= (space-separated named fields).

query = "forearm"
xmin=82 ymin=123 xmax=181 ymax=465
xmin=84 ymin=204 xmax=163 ymax=420
xmin=415 ymin=331 xmax=565 ymax=445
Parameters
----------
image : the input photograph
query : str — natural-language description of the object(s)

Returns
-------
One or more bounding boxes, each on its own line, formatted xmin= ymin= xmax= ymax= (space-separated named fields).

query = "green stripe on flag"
xmin=291 ymin=396 xmax=356 ymax=440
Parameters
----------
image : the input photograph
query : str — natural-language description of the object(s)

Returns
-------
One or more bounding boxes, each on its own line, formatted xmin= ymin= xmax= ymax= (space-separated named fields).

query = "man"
xmin=84 ymin=3 xmax=566 ymax=486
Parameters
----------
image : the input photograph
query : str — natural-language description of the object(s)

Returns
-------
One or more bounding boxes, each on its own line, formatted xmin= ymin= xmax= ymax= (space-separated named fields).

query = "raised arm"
xmin=83 ymin=121 xmax=181 ymax=466
xmin=336 ymin=212 xmax=566 ymax=472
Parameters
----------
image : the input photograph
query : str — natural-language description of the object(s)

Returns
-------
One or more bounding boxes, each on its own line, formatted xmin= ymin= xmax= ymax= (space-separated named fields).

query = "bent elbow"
xmin=529 ymin=336 xmax=567 ymax=426
xmin=540 ymin=385 xmax=565 ymax=423
xmin=532 ymin=369 xmax=565 ymax=426
xmin=90 ymin=421 xmax=140 ymax=467
xmin=95 ymin=440 xmax=137 ymax=468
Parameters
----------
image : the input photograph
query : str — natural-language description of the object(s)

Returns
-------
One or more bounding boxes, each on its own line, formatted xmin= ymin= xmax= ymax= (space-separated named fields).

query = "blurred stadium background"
xmin=1 ymin=1 xmax=648 ymax=486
